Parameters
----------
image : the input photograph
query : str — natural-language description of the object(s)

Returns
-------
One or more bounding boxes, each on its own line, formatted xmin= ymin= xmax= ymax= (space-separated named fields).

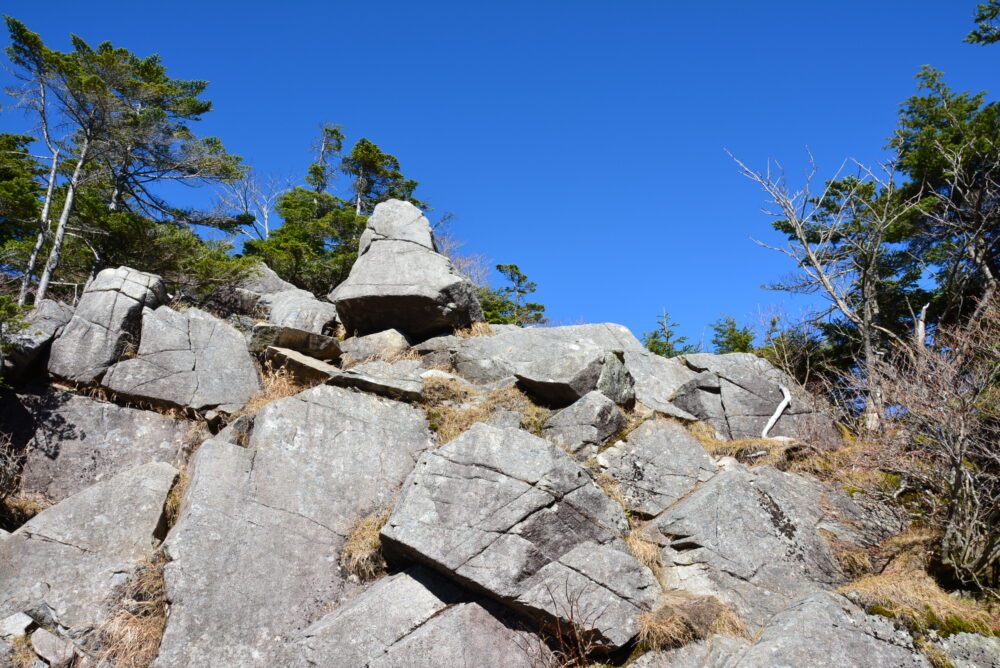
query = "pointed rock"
xmin=542 ymin=390 xmax=627 ymax=456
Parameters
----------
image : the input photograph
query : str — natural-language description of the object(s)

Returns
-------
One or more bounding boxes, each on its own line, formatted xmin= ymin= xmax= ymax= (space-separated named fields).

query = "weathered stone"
xmin=248 ymin=323 xmax=341 ymax=359
xmin=31 ymin=628 xmax=75 ymax=667
xmin=331 ymin=200 xmax=484 ymax=339
xmin=4 ymin=300 xmax=73 ymax=380
xmin=155 ymin=386 xmax=432 ymax=667
xmin=0 ymin=462 xmax=177 ymax=633
xmin=326 ymin=360 xmax=424 ymax=402
xmin=339 ymin=329 xmax=411 ymax=364
xmin=0 ymin=612 xmax=33 ymax=641
xmin=258 ymin=289 xmax=340 ymax=335
xmin=628 ymin=634 xmax=749 ymax=667
xmin=48 ymin=267 xmax=167 ymax=383
xmin=102 ymin=306 xmax=260 ymax=412
xmin=648 ymin=463 xmax=851 ymax=627
xmin=597 ymin=419 xmax=716 ymax=516
xmin=542 ymin=391 xmax=626 ymax=456
xmin=264 ymin=346 xmax=339 ymax=384
xmin=381 ymin=422 xmax=659 ymax=648
xmin=515 ymin=350 xmax=634 ymax=407
xmin=238 ymin=263 xmax=296 ymax=295
xmin=942 ymin=632 xmax=1000 ymax=668
xmin=10 ymin=389 xmax=197 ymax=502
xmin=214 ymin=414 xmax=254 ymax=446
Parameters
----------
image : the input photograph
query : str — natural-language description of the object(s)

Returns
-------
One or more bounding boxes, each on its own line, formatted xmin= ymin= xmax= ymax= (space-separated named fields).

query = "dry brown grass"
xmin=423 ymin=382 xmax=551 ymax=445
xmin=340 ymin=505 xmax=393 ymax=582
xmin=454 ymin=322 xmax=495 ymax=338
xmin=339 ymin=347 xmax=421 ymax=370
xmin=637 ymin=594 xmax=749 ymax=651
xmin=240 ymin=361 xmax=307 ymax=415
xmin=1 ymin=491 xmax=52 ymax=529
xmin=10 ymin=635 xmax=36 ymax=668
xmin=688 ymin=422 xmax=797 ymax=468
xmin=95 ymin=552 xmax=168 ymax=668
xmin=626 ymin=521 xmax=663 ymax=576
xmin=820 ymin=528 xmax=875 ymax=579
xmin=164 ymin=470 xmax=189 ymax=529
xmin=591 ymin=471 xmax=626 ymax=508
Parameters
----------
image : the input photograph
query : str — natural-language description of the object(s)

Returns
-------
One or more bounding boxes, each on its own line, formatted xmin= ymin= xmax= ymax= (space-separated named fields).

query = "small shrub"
xmin=0 ymin=432 xmax=21 ymax=500
xmin=95 ymin=552 xmax=169 ymax=668
xmin=340 ymin=505 xmax=392 ymax=582
xmin=240 ymin=361 xmax=307 ymax=415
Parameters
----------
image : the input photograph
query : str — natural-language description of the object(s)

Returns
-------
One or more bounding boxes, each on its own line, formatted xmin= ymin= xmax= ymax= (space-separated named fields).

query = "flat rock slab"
xmin=542 ymin=390 xmax=627 ymax=456
xmin=515 ymin=350 xmax=634 ymax=407
xmin=258 ymin=289 xmax=340 ymax=335
xmin=103 ymin=306 xmax=260 ymax=412
xmin=48 ymin=266 xmax=167 ymax=383
xmin=4 ymin=299 xmax=73 ymax=380
xmin=31 ymin=627 xmax=76 ymax=667
xmin=331 ymin=200 xmax=484 ymax=339
xmin=648 ymin=463 xmax=850 ymax=627
xmin=0 ymin=462 xmax=177 ymax=633
xmin=10 ymin=389 xmax=197 ymax=502
xmin=327 ymin=360 xmax=424 ymax=402
xmin=381 ymin=422 xmax=659 ymax=648
xmin=155 ymin=386 xmax=432 ymax=668
xmin=248 ymin=323 xmax=341 ymax=359
xmin=264 ymin=347 xmax=339 ymax=384
xmin=597 ymin=419 xmax=717 ymax=517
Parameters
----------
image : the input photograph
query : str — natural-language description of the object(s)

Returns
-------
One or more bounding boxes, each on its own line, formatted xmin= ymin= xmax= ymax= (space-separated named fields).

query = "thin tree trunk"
xmin=19 ymin=147 xmax=60 ymax=305
xmin=36 ymin=139 xmax=89 ymax=302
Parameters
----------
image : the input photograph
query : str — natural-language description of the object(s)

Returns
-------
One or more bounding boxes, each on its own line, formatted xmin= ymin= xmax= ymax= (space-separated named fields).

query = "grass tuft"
xmin=638 ymin=594 xmax=750 ymax=651
xmin=454 ymin=322 xmax=494 ymax=338
xmin=164 ymin=470 xmax=189 ymax=529
xmin=95 ymin=552 xmax=169 ymax=668
xmin=423 ymin=382 xmax=550 ymax=445
xmin=240 ymin=361 xmax=307 ymax=415
xmin=688 ymin=422 xmax=796 ymax=468
xmin=340 ymin=505 xmax=393 ymax=582
xmin=10 ymin=635 xmax=35 ymax=668
xmin=339 ymin=347 xmax=420 ymax=370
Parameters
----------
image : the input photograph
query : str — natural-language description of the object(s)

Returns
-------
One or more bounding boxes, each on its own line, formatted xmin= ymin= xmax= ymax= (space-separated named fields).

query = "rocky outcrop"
xmin=48 ymin=267 xmax=167 ymax=383
xmin=4 ymin=300 xmax=73 ymax=380
xmin=155 ymin=386 xmax=432 ymax=667
xmin=381 ymin=422 xmax=660 ymax=648
xmin=8 ymin=389 xmax=197 ymax=501
xmin=102 ymin=306 xmax=260 ymax=412
xmin=331 ymin=200 xmax=484 ymax=338
xmin=542 ymin=390 xmax=627 ymax=456
xmin=0 ymin=462 xmax=177 ymax=633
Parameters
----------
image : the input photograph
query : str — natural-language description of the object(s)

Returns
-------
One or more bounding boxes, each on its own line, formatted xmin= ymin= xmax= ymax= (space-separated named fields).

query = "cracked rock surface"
xmin=0 ymin=462 xmax=177 ymax=633
xmin=258 ymin=289 xmax=340 ymax=335
xmin=326 ymin=359 xmax=425 ymax=402
xmin=381 ymin=422 xmax=659 ymax=648
xmin=331 ymin=200 xmax=484 ymax=339
xmin=102 ymin=306 xmax=260 ymax=412
xmin=48 ymin=266 xmax=167 ymax=383
xmin=542 ymin=390 xmax=627 ymax=457
xmin=5 ymin=299 xmax=73 ymax=380
xmin=515 ymin=350 xmax=635 ymax=407
xmin=155 ymin=386 xmax=432 ymax=668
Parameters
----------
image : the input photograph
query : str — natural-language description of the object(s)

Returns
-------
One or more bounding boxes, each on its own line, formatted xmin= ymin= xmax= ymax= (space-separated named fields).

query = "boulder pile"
xmin=0 ymin=200 xmax=993 ymax=667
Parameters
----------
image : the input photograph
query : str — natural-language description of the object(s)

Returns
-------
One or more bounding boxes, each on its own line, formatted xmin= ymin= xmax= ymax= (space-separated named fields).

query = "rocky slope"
xmin=0 ymin=199 xmax=995 ymax=667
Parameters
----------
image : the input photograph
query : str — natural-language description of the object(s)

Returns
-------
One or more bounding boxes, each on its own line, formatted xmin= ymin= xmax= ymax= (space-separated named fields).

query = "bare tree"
xmin=214 ymin=168 xmax=288 ymax=241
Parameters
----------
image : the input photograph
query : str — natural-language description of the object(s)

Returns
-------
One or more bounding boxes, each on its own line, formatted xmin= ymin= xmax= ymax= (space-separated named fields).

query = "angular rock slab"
xmin=515 ymin=350 xmax=635 ymax=407
xmin=649 ymin=463 xmax=850 ymax=627
xmin=248 ymin=323 xmax=341 ymax=359
xmin=631 ymin=592 xmax=928 ymax=667
xmin=155 ymin=386 xmax=432 ymax=668
xmin=381 ymin=422 xmax=659 ymax=648
xmin=0 ymin=462 xmax=177 ymax=633
xmin=4 ymin=299 xmax=73 ymax=380
xmin=48 ymin=266 xmax=167 ymax=383
xmin=264 ymin=346 xmax=340 ymax=384
xmin=11 ymin=390 xmax=197 ymax=502
xmin=331 ymin=199 xmax=484 ymax=339
xmin=542 ymin=390 xmax=627 ymax=457
xmin=258 ymin=288 xmax=340 ymax=335
xmin=597 ymin=419 xmax=717 ymax=517
xmin=326 ymin=360 xmax=424 ymax=402
xmin=102 ymin=306 xmax=260 ymax=412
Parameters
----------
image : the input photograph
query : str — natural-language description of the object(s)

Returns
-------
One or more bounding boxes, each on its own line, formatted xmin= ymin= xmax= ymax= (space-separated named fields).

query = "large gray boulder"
xmin=0 ymin=462 xmax=177 ymax=634
xmin=339 ymin=329 xmax=411 ymax=364
xmin=102 ymin=306 xmax=260 ymax=412
xmin=381 ymin=422 xmax=660 ymax=648
xmin=10 ymin=389 xmax=197 ymax=502
xmin=515 ymin=350 xmax=635 ymax=407
xmin=542 ymin=390 xmax=627 ymax=456
xmin=4 ymin=300 xmax=73 ymax=380
xmin=673 ymin=353 xmax=840 ymax=444
xmin=155 ymin=385 xmax=432 ymax=668
xmin=331 ymin=200 xmax=484 ymax=339
xmin=258 ymin=289 xmax=340 ymax=335
xmin=48 ymin=267 xmax=167 ymax=383
xmin=596 ymin=419 xmax=717 ymax=517
xmin=631 ymin=592 xmax=928 ymax=667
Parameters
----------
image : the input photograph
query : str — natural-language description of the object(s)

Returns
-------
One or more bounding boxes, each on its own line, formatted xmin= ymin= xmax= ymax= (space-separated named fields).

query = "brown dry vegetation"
xmin=688 ymin=421 xmax=799 ymax=469
xmin=339 ymin=347 xmax=421 ymax=370
xmin=625 ymin=522 xmax=663 ymax=579
xmin=10 ymin=635 xmax=35 ymax=668
xmin=0 ymin=491 xmax=52 ymax=530
xmin=454 ymin=322 xmax=495 ymax=338
xmin=422 ymin=378 xmax=550 ymax=444
xmin=340 ymin=504 xmax=393 ymax=582
xmin=95 ymin=552 xmax=169 ymax=668
xmin=637 ymin=594 xmax=750 ymax=651
xmin=239 ymin=361 xmax=308 ymax=415
xmin=164 ymin=470 xmax=189 ymax=529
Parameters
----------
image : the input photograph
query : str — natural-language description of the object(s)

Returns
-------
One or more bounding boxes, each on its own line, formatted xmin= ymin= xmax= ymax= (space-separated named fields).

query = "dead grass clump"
xmin=10 ymin=635 xmax=36 ymax=668
xmin=1 ymin=491 xmax=53 ymax=530
xmin=625 ymin=521 xmax=663 ymax=577
xmin=164 ymin=470 xmax=189 ymax=529
xmin=688 ymin=422 xmax=795 ymax=468
xmin=820 ymin=529 xmax=875 ymax=579
xmin=0 ymin=431 xmax=21 ymax=501
xmin=424 ymin=384 xmax=551 ymax=445
xmin=340 ymin=505 xmax=392 ymax=582
xmin=638 ymin=595 xmax=749 ymax=651
xmin=240 ymin=361 xmax=307 ymax=415
xmin=454 ymin=322 xmax=495 ymax=338
xmin=340 ymin=347 xmax=420 ymax=370
xmin=95 ymin=551 xmax=169 ymax=668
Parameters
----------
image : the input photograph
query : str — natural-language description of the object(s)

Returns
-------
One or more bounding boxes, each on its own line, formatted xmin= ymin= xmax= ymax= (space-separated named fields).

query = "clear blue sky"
xmin=2 ymin=1 xmax=996 ymax=344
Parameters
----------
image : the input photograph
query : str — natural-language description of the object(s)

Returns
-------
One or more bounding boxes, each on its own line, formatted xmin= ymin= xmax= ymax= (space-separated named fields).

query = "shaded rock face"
xmin=597 ymin=419 xmax=717 ymax=517
xmin=381 ymin=422 xmax=660 ymax=648
xmin=263 ymin=346 xmax=339 ymax=383
xmin=631 ymin=592 xmax=929 ymax=667
xmin=102 ymin=306 xmax=260 ymax=412
xmin=9 ymin=389 xmax=196 ymax=502
xmin=0 ymin=462 xmax=176 ymax=634
xmin=673 ymin=353 xmax=841 ymax=444
xmin=542 ymin=390 xmax=627 ymax=457
xmin=331 ymin=200 xmax=484 ymax=339
xmin=155 ymin=386 xmax=432 ymax=668
xmin=48 ymin=267 xmax=167 ymax=383
xmin=4 ymin=300 xmax=73 ymax=380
